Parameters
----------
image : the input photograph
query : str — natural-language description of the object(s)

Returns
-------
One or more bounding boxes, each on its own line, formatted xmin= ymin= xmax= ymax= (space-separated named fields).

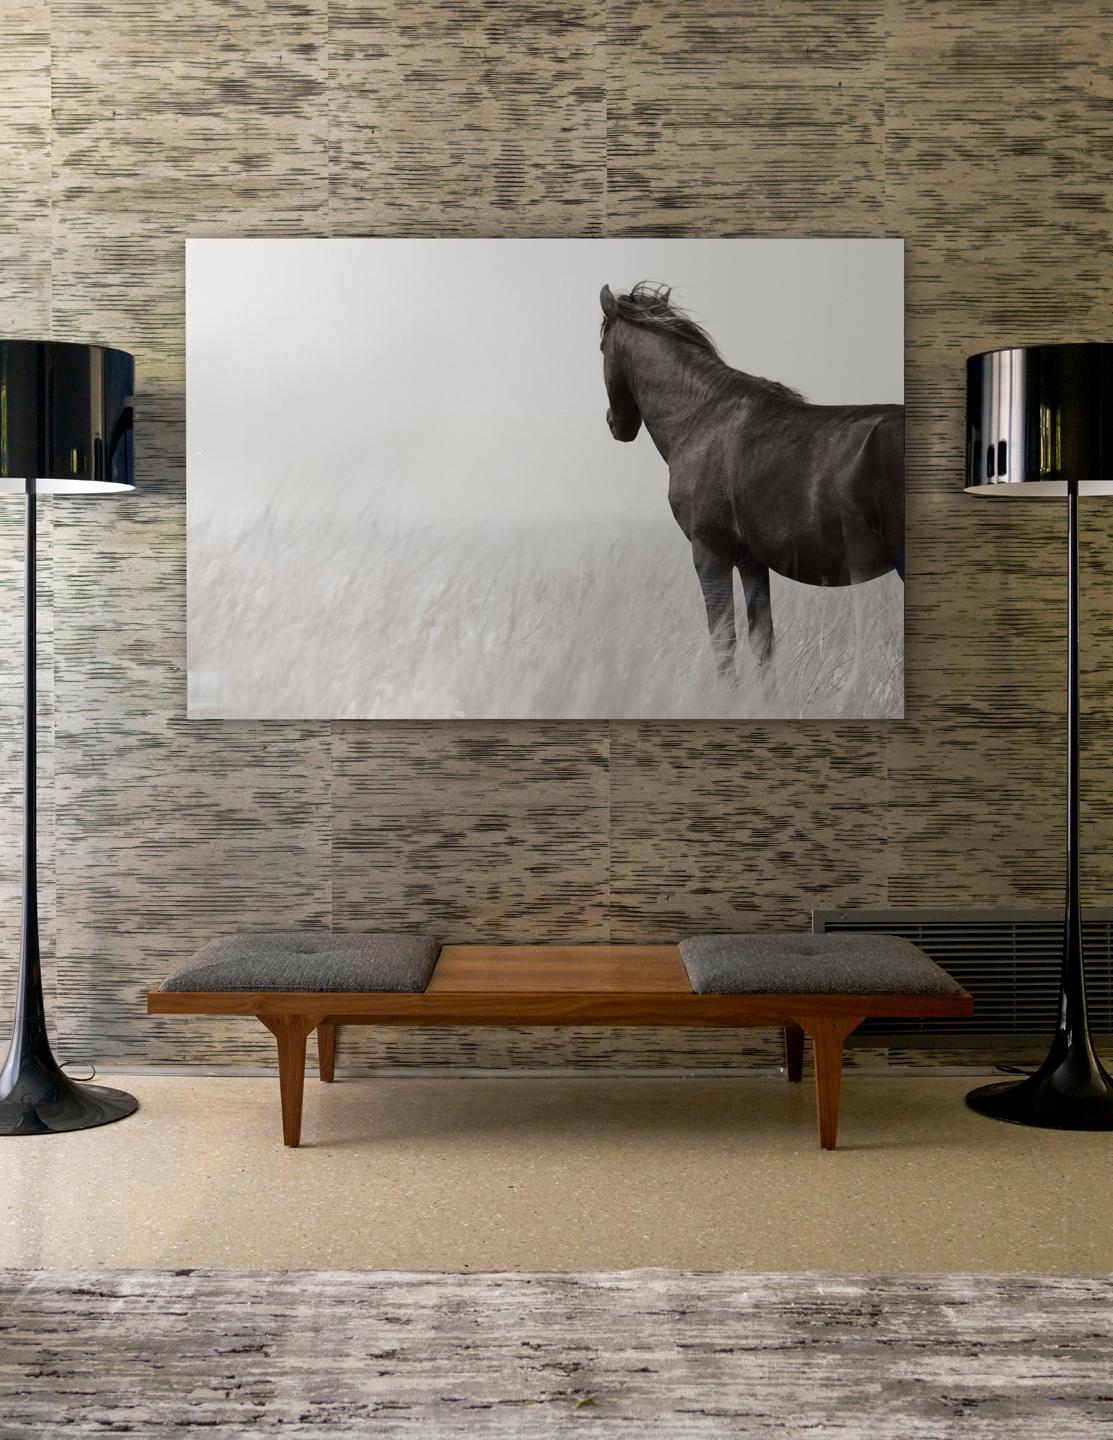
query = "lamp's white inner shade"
xmin=0 ymin=478 xmax=134 ymax=495
xmin=966 ymin=479 xmax=1113 ymax=496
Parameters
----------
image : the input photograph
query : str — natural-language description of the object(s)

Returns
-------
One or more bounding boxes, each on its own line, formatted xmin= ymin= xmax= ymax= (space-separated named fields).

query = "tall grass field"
xmin=188 ymin=508 xmax=903 ymax=720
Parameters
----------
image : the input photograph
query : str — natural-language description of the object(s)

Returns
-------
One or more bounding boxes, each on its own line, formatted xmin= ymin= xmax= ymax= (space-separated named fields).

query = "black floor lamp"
xmin=965 ymin=342 xmax=1113 ymax=1130
xmin=0 ymin=340 xmax=139 ymax=1135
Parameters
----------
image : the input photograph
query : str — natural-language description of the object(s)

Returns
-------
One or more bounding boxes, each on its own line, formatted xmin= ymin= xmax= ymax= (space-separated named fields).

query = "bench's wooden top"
xmin=426 ymin=945 xmax=688 ymax=993
xmin=147 ymin=943 xmax=973 ymax=1026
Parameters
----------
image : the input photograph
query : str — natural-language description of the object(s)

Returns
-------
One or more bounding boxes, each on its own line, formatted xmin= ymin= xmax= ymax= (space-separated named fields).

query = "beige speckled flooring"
xmin=2 ymin=1073 xmax=1110 ymax=1274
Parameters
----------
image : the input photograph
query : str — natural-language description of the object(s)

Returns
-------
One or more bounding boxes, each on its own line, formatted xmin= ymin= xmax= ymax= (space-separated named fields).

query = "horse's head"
xmin=599 ymin=284 xmax=643 ymax=443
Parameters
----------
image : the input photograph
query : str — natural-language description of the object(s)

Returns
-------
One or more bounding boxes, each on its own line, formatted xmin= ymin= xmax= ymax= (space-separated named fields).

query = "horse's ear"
xmin=600 ymin=284 xmax=618 ymax=318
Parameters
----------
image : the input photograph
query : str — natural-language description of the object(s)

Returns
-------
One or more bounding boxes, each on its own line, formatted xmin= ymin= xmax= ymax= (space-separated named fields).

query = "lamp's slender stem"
xmin=25 ymin=487 xmax=36 ymax=907
xmin=966 ymin=481 xmax=1113 ymax=1128
xmin=1062 ymin=480 xmax=1087 ymax=1044
xmin=4 ymin=489 xmax=49 ymax=1073
xmin=0 ymin=485 xmax=137 ymax=1133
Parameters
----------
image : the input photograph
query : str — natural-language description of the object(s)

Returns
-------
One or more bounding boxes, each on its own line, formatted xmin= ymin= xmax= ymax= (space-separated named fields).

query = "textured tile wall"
xmin=3 ymin=0 xmax=1112 ymax=1069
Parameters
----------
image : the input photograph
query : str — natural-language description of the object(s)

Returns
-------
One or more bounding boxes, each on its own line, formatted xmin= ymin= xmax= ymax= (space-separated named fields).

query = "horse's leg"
xmin=692 ymin=542 xmax=737 ymax=680
xmin=737 ymin=551 xmax=774 ymax=665
xmin=881 ymin=502 xmax=905 ymax=581
xmin=874 ymin=417 xmax=905 ymax=582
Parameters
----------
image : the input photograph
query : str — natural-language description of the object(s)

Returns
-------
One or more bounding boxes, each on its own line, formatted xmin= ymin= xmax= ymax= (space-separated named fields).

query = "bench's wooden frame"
xmin=147 ymin=944 xmax=973 ymax=1150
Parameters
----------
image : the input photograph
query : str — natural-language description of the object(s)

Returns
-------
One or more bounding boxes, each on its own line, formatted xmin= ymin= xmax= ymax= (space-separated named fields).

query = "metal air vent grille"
xmin=813 ymin=909 xmax=1113 ymax=1037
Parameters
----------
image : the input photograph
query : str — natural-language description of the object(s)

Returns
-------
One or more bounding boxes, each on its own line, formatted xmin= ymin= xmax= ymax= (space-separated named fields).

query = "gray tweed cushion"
xmin=160 ymin=933 xmax=441 ymax=993
xmin=678 ymin=933 xmax=964 ymax=996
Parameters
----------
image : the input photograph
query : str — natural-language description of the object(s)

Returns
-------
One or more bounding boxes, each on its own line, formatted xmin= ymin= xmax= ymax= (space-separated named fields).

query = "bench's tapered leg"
xmin=784 ymin=1024 xmax=804 ymax=1082
xmin=259 ymin=1016 xmax=315 ymax=1147
xmin=317 ymin=1022 xmax=337 ymax=1083
xmin=797 ymin=1016 xmax=864 ymax=1150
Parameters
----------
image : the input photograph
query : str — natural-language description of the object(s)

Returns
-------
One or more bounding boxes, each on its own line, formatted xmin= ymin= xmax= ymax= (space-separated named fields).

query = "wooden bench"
xmin=148 ymin=944 xmax=973 ymax=1150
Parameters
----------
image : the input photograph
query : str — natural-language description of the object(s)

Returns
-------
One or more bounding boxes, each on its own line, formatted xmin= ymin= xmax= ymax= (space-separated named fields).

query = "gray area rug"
xmin=1 ymin=1269 xmax=1110 ymax=1437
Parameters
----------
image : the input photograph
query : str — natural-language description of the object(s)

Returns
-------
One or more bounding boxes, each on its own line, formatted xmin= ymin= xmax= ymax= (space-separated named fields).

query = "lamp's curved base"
xmin=0 ymin=1058 xmax=138 ymax=1136
xmin=967 ymin=1059 xmax=1113 ymax=1131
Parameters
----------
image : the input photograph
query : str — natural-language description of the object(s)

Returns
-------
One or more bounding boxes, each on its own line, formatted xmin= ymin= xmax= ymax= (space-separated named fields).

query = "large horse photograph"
xmin=187 ymin=238 xmax=905 ymax=720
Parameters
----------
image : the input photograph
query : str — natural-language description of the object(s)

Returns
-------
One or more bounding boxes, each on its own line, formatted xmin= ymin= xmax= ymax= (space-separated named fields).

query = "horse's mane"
xmin=601 ymin=281 xmax=805 ymax=405
xmin=602 ymin=281 xmax=720 ymax=358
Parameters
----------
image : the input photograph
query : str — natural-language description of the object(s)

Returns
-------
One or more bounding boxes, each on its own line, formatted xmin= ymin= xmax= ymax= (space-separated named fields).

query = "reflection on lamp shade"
xmin=966 ymin=343 xmax=1113 ymax=496
xmin=0 ymin=340 xmax=134 ymax=495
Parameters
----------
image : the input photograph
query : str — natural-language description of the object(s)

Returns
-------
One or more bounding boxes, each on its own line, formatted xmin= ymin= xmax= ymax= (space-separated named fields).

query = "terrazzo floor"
xmin=2 ymin=1073 xmax=1110 ymax=1273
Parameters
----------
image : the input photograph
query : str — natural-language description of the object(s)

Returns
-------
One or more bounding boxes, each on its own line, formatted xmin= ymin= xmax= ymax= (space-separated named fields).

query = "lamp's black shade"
xmin=966 ymin=343 xmax=1113 ymax=496
xmin=0 ymin=340 xmax=134 ymax=494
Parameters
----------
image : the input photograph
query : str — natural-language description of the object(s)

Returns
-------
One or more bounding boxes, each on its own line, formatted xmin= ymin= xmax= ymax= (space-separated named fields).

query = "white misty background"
xmin=186 ymin=238 xmax=904 ymax=720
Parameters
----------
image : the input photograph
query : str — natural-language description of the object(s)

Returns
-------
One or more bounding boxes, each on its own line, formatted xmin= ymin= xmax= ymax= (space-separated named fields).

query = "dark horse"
xmin=600 ymin=282 xmax=904 ymax=679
